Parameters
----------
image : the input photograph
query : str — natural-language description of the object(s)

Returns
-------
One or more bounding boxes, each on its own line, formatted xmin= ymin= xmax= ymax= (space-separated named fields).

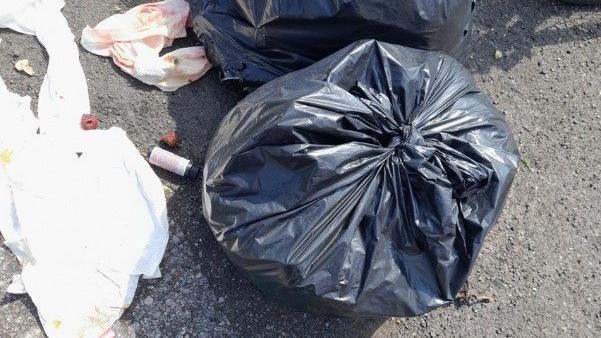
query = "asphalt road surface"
xmin=0 ymin=0 xmax=600 ymax=337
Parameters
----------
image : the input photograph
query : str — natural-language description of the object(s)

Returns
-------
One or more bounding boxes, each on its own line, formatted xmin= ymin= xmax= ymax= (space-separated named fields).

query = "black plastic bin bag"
xmin=191 ymin=0 xmax=475 ymax=86
xmin=202 ymin=40 xmax=520 ymax=317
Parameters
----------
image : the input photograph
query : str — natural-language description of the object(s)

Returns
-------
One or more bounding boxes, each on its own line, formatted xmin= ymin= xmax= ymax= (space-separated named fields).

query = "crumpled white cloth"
xmin=81 ymin=0 xmax=212 ymax=91
xmin=0 ymin=1 xmax=169 ymax=337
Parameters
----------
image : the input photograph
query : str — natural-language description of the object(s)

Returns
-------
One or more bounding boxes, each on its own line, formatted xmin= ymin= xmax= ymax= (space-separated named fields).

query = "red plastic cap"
xmin=81 ymin=114 xmax=99 ymax=130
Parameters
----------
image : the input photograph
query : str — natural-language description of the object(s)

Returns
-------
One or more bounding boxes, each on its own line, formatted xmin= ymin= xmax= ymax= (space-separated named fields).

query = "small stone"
xmin=494 ymin=50 xmax=503 ymax=60
xmin=15 ymin=59 xmax=35 ymax=76
xmin=144 ymin=296 xmax=154 ymax=305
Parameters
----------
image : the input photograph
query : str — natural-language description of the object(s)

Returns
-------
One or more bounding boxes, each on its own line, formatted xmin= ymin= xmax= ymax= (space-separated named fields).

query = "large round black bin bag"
xmin=202 ymin=40 xmax=520 ymax=317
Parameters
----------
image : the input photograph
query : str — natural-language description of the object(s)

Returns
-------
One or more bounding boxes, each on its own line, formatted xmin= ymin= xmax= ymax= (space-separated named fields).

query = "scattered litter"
xmin=15 ymin=59 xmax=34 ymax=75
xmin=160 ymin=130 xmax=179 ymax=148
xmin=6 ymin=274 xmax=27 ymax=294
xmin=454 ymin=282 xmax=497 ymax=306
xmin=521 ymin=156 xmax=533 ymax=171
xmin=203 ymin=40 xmax=520 ymax=317
xmin=0 ymin=1 xmax=168 ymax=337
xmin=148 ymin=146 xmax=200 ymax=179
xmin=80 ymin=114 xmax=99 ymax=130
xmin=456 ymin=292 xmax=496 ymax=306
xmin=495 ymin=49 xmax=504 ymax=59
xmin=192 ymin=0 xmax=475 ymax=86
xmin=81 ymin=0 xmax=212 ymax=91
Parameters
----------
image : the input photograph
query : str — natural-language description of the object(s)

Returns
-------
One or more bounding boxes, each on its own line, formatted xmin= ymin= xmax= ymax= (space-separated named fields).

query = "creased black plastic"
xmin=191 ymin=0 xmax=475 ymax=87
xmin=202 ymin=40 xmax=520 ymax=317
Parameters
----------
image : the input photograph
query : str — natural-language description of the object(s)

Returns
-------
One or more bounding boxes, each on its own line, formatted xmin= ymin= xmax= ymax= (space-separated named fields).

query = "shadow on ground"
xmin=468 ymin=0 xmax=600 ymax=74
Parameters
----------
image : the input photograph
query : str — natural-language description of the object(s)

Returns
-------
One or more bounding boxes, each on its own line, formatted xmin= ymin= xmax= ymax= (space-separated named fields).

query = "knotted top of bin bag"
xmin=191 ymin=0 xmax=475 ymax=87
xmin=203 ymin=40 xmax=520 ymax=317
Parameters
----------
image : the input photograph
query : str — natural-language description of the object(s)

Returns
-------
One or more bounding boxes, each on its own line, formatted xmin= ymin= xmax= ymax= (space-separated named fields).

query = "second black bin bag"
xmin=191 ymin=0 xmax=475 ymax=86
xmin=203 ymin=40 xmax=520 ymax=317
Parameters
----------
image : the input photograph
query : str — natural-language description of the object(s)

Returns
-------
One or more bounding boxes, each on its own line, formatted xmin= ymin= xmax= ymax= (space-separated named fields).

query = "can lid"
xmin=187 ymin=165 xmax=201 ymax=180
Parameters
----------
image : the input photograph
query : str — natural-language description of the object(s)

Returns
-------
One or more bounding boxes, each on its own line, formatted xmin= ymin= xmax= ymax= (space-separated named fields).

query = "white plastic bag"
xmin=0 ymin=1 xmax=169 ymax=337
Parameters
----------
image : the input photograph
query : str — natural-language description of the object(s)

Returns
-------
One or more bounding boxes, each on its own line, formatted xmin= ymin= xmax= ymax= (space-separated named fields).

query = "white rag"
xmin=81 ymin=0 xmax=212 ymax=91
xmin=0 ymin=1 xmax=169 ymax=337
